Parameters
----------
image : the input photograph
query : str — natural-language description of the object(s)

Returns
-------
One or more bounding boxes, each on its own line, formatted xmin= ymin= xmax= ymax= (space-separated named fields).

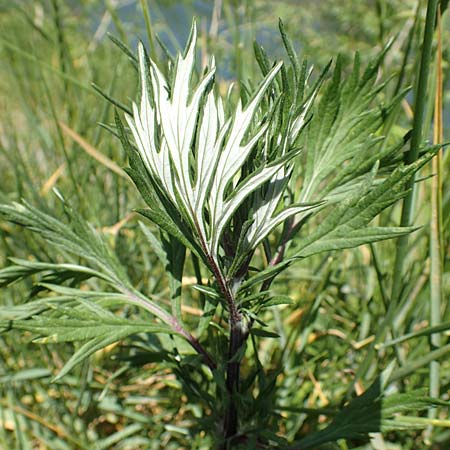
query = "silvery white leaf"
xmin=208 ymin=62 xmax=283 ymax=233
xmin=211 ymin=159 xmax=287 ymax=258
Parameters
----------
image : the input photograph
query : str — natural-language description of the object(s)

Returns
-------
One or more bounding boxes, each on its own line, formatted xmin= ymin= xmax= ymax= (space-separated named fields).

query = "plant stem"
xmin=196 ymin=227 xmax=243 ymax=441
xmin=353 ymin=0 xmax=439 ymax=386
xmin=208 ymin=255 xmax=242 ymax=439
xmin=223 ymin=320 xmax=242 ymax=441
xmin=426 ymin=4 xmax=443 ymax=442
xmin=140 ymin=0 xmax=158 ymax=64
xmin=390 ymin=0 xmax=438 ymax=304
xmin=121 ymin=287 xmax=216 ymax=370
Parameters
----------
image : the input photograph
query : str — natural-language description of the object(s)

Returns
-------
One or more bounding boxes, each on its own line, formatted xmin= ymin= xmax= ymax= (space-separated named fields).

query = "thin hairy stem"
xmin=121 ymin=287 xmax=216 ymax=370
xmin=195 ymin=222 xmax=243 ymax=440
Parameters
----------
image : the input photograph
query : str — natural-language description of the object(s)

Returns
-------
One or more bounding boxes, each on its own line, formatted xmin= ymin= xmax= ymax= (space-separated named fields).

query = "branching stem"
xmin=261 ymin=216 xmax=296 ymax=292
xmin=195 ymin=224 xmax=243 ymax=441
xmin=121 ymin=286 xmax=216 ymax=370
xmin=205 ymin=252 xmax=243 ymax=440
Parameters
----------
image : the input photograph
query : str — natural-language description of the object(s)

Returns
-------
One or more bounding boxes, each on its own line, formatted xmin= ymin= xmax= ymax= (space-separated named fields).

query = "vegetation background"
xmin=0 ymin=0 xmax=449 ymax=449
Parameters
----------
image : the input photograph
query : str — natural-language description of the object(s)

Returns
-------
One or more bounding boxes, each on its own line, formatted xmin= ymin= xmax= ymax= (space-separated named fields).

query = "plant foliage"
xmin=0 ymin=14 xmax=446 ymax=450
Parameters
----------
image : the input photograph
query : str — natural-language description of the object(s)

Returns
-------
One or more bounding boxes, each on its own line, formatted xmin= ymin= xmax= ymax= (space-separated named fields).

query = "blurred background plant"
xmin=0 ymin=1 xmax=449 ymax=449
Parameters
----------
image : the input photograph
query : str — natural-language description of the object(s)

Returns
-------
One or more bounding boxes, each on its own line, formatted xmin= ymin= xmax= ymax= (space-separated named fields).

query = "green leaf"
xmin=288 ymin=363 xmax=449 ymax=449
xmin=0 ymin=301 xmax=173 ymax=381
xmin=298 ymin=47 xmax=405 ymax=206
xmin=196 ymin=298 xmax=218 ymax=339
xmin=259 ymin=295 xmax=293 ymax=309
xmin=107 ymin=33 xmax=138 ymax=68
xmin=92 ymin=82 xmax=132 ymax=115
xmin=0 ymin=258 xmax=114 ymax=288
xmin=191 ymin=284 xmax=221 ymax=300
xmin=253 ymin=41 xmax=270 ymax=76
xmin=237 ymin=289 xmax=272 ymax=306
xmin=138 ymin=221 xmax=187 ymax=321
xmin=250 ymin=328 xmax=280 ymax=339
xmin=377 ymin=321 xmax=450 ymax=349
xmin=0 ymin=298 xmax=55 ymax=321
xmin=0 ymin=200 xmax=129 ymax=287
xmin=138 ymin=221 xmax=169 ymax=266
xmin=278 ymin=19 xmax=300 ymax=81
xmin=238 ymin=259 xmax=292 ymax=293
xmin=294 ymin=149 xmax=437 ymax=258
xmin=137 ymin=208 xmax=203 ymax=261
xmin=0 ymin=368 xmax=52 ymax=385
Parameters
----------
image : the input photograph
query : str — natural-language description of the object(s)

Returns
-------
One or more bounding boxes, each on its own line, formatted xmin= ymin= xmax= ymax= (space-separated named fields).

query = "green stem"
xmin=390 ymin=0 xmax=438 ymax=304
xmin=388 ymin=343 xmax=450 ymax=383
xmin=140 ymin=0 xmax=158 ymax=64
xmin=370 ymin=243 xmax=388 ymax=310
xmin=354 ymin=0 xmax=439 ymax=385
xmin=122 ymin=287 xmax=216 ymax=370
xmin=426 ymin=5 xmax=443 ymax=441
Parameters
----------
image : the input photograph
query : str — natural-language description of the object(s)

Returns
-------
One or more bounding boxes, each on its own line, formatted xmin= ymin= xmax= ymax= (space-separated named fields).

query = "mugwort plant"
xmin=1 ymin=18 xmax=444 ymax=450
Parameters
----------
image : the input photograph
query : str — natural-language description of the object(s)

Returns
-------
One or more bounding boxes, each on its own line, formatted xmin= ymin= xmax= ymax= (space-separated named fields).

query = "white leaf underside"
xmin=126 ymin=24 xmax=311 ymax=264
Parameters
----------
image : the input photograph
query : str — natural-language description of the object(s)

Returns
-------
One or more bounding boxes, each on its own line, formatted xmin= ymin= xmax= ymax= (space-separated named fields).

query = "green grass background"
xmin=0 ymin=1 xmax=449 ymax=449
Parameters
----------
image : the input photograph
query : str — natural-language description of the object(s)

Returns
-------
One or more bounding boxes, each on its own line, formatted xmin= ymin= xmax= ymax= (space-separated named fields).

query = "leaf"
xmin=244 ymin=199 xmax=324 ymax=256
xmin=107 ymin=33 xmax=138 ymax=67
xmin=294 ymin=149 xmax=438 ymax=258
xmin=191 ymin=284 xmax=221 ymax=300
xmin=289 ymin=363 xmax=449 ymax=449
xmin=0 ymin=258 xmax=114 ymax=288
xmin=211 ymin=154 xmax=290 ymax=255
xmin=278 ymin=19 xmax=300 ymax=81
xmin=0 ymin=195 xmax=193 ymax=332
xmin=229 ymin=39 xmax=325 ymax=271
xmin=0 ymin=368 xmax=52 ymax=385
xmin=163 ymin=234 xmax=187 ymax=322
xmin=208 ymin=62 xmax=283 ymax=258
xmin=123 ymin=21 xmax=351 ymax=283
xmin=250 ymin=328 xmax=280 ymax=339
xmin=92 ymin=82 xmax=132 ymax=115
xmin=0 ymin=298 xmax=54 ymax=321
xmin=0 ymin=200 xmax=129 ymax=286
xmin=298 ymin=226 xmax=416 ymax=257
xmin=298 ymin=47 xmax=406 ymax=205
xmin=237 ymin=291 xmax=292 ymax=312
xmin=126 ymin=28 xmax=214 ymax=223
xmin=137 ymin=208 xmax=203 ymax=261
xmin=259 ymin=295 xmax=293 ymax=309
xmin=253 ymin=41 xmax=271 ymax=76
xmin=139 ymin=218 xmax=187 ymax=321
xmin=37 ymin=283 xmax=131 ymax=304
xmin=0 ymin=302 xmax=173 ymax=381
xmin=40 ymin=282 xmax=184 ymax=331
xmin=237 ymin=290 xmax=272 ymax=306
xmin=377 ymin=321 xmax=450 ymax=349
xmin=138 ymin=221 xmax=169 ymax=266
xmin=238 ymin=259 xmax=292 ymax=293
xmin=116 ymin=112 xmax=206 ymax=264
xmin=196 ymin=298 xmax=218 ymax=339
